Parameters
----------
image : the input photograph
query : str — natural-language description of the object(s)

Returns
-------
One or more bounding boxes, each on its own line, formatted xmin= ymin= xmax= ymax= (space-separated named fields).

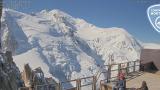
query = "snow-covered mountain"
xmin=143 ymin=43 xmax=160 ymax=49
xmin=1 ymin=9 xmax=142 ymax=82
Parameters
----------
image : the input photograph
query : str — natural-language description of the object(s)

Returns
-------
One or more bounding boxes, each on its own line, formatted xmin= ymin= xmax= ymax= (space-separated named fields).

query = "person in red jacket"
xmin=118 ymin=70 xmax=126 ymax=90
xmin=118 ymin=70 xmax=125 ymax=80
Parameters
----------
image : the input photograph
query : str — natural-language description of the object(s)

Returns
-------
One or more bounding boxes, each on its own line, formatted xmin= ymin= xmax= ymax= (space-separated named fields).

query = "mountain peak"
xmin=49 ymin=9 xmax=70 ymax=16
xmin=38 ymin=9 xmax=73 ymax=19
xmin=1 ymin=9 xmax=142 ymax=82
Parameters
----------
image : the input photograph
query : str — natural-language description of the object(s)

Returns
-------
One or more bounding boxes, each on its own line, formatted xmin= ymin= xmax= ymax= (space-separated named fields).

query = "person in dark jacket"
xmin=139 ymin=81 xmax=148 ymax=90
xmin=118 ymin=76 xmax=126 ymax=90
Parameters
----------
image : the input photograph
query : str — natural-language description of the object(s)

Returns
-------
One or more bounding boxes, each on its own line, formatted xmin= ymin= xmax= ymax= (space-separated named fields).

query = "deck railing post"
xmin=107 ymin=65 xmax=111 ymax=83
xmin=118 ymin=64 xmax=121 ymax=75
xmin=79 ymin=79 xmax=81 ymax=90
xmin=76 ymin=79 xmax=81 ymax=90
xmin=92 ymin=76 xmax=96 ymax=90
xmin=35 ymin=85 xmax=37 ymax=90
xmin=100 ymin=81 xmax=102 ymax=90
xmin=133 ymin=61 xmax=136 ymax=72
xmin=57 ymin=83 xmax=61 ymax=90
xmin=126 ymin=62 xmax=129 ymax=75
xmin=76 ymin=79 xmax=78 ymax=90
xmin=138 ymin=60 xmax=140 ymax=71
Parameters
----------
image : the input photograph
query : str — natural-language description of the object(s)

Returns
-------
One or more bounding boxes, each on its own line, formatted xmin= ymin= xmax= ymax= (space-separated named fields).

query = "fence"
xmin=35 ymin=84 xmax=58 ymax=90
xmin=59 ymin=76 xmax=96 ymax=90
xmin=22 ymin=60 xmax=140 ymax=90
xmin=98 ymin=60 xmax=140 ymax=83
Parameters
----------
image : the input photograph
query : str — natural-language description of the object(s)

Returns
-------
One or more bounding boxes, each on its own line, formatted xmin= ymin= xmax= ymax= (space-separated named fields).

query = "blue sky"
xmin=4 ymin=0 xmax=160 ymax=43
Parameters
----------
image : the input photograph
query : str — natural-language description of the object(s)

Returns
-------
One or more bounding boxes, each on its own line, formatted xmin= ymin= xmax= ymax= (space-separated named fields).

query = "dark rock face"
xmin=0 ymin=51 xmax=23 ymax=90
xmin=21 ymin=64 xmax=47 ymax=89
xmin=21 ymin=64 xmax=57 ymax=90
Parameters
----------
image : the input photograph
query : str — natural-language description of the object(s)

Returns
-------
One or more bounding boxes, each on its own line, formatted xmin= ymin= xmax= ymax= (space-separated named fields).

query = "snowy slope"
xmin=76 ymin=27 xmax=141 ymax=64
xmin=1 ymin=9 xmax=141 ymax=82
xmin=143 ymin=43 xmax=160 ymax=49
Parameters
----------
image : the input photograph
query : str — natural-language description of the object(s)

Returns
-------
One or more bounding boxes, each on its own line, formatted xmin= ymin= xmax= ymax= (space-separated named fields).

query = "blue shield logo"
xmin=147 ymin=4 xmax=160 ymax=33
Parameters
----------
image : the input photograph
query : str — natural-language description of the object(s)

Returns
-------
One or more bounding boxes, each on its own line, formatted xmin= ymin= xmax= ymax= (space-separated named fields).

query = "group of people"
xmin=112 ymin=70 xmax=148 ymax=90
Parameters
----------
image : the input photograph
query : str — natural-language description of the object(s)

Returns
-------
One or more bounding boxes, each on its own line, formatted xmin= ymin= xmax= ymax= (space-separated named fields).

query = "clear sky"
xmin=3 ymin=0 xmax=160 ymax=43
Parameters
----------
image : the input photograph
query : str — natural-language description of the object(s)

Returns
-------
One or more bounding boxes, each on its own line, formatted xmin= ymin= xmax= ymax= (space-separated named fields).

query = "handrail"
xmin=61 ymin=79 xmax=77 ymax=83
xmin=80 ymin=76 xmax=93 ymax=80
xmin=36 ymin=83 xmax=57 ymax=87
xmin=95 ymin=60 xmax=140 ymax=83
xmin=33 ymin=60 xmax=140 ymax=90
xmin=61 ymin=79 xmax=77 ymax=90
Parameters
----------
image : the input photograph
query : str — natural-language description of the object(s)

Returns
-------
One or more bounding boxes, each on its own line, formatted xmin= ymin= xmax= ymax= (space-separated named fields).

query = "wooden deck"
xmin=127 ymin=71 xmax=160 ymax=90
xmin=100 ymin=71 xmax=160 ymax=90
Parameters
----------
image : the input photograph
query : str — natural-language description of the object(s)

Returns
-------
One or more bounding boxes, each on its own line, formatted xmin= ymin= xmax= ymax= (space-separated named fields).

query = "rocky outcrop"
xmin=0 ymin=51 xmax=24 ymax=90
xmin=21 ymin=64 xmax=57 ymax=90
xmin=21 ymin=64 xmax=33 ymax=87
xmin=21 ymin=64 xmax=47 ymax=89
xmin=0 ymin=51 xmax=57 ymax=90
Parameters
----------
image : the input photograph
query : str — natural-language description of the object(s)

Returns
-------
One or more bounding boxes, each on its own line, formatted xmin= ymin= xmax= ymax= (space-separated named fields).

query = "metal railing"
xmin=59 ymin=76 xmax=96 ymax=90
xmin=23 ymin=60 xmax=140 ymax=90
xmin=35 ymin=84 xmax=58 ymax=90
xmin=99 ymin=60 xmax=140 ymax=90
xmin=99 ymin=60 xmax=140 ymax=82
xmin=61 ymin=78 xmax=78 ymax=90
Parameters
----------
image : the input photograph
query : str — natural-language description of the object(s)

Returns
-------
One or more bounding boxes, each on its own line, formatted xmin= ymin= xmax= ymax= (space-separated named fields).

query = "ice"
xmin=1 ymin=9 xmax=143 ymax=83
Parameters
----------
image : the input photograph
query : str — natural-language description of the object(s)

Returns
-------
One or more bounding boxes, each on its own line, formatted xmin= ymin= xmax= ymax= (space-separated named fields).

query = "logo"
xmin=147 ymin=4 xmax=160 ymax=33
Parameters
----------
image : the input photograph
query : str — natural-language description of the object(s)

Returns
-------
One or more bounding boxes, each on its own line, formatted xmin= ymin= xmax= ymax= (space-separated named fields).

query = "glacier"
xmin=1 ymin=9 xmax=142 ymax=82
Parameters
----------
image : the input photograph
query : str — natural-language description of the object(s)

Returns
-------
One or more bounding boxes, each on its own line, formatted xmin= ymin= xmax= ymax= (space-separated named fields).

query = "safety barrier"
xmin=99 ymin=60 xmax=140 ymax=90
xmin=96 ymin=60 xmax=140 ymax=83
xmin=35 ymin=84 xmax=58 ymax=90
xmin=59 ymin=76 xmax=96 ymax=90
xmin=22 ymin=60 xmax=140 ymax=90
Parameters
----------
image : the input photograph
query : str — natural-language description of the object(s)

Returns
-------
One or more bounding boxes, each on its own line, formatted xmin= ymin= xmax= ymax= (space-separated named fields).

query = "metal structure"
xmin=0 ymin=0 xmax=2 ymax=19
xmin=99 ymin=60 xmax=140 ymax=90
xmin=140 ymin=49 xmax=160 ymax=71
xmin=0 ymin=0 xmax=2 ymax=49
xmin=33 ymin=60 xmax=140 ymax=90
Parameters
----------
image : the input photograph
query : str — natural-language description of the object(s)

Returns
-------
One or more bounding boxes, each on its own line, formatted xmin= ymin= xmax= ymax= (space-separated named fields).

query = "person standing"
xmin=139 ymin=81 xmax=148 ymax=90
xmin=117 ymin=70 xmax=126 ymax=90
xmin=118 ymin=70 xmax=125 ymax=80
xmin=118 ymin=76 xmax=126 ymax=90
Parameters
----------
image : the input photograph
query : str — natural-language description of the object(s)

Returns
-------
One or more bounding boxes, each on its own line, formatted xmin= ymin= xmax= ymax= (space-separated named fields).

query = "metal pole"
xmin=92 ymin=76 xmax=96 ymax=90
xmin=0 ymin=0 xmax=2 ymax=21
xmin=76 ymin=80 xmax=78 ymax=90
xmin=0 ymin=0 xmax=2 ymax=50
xmin=133 ymin=61 xmax=136 ymax=72
xmin=118 ymin=64 xmax=121 ymax=75
xmin=76 ymin=79 xmax=81 ymax=90
xmin=126 ymin=62 xmax=129 ymax=75
xmin=79 ymin=79 xmax=81 ymax=90
xmin=57 ymin=83 xmax=61 ymax=90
